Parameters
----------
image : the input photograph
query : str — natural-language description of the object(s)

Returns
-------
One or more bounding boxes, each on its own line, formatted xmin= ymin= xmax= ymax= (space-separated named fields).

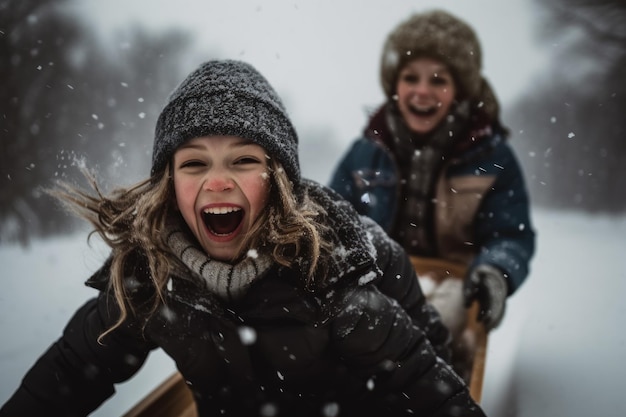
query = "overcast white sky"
xmin=73 ymin=0 xmax=551 ymax=156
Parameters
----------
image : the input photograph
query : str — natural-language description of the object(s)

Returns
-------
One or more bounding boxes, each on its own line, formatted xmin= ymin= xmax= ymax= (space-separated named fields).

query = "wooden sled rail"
xmin=409 ymin=256 xmax=488 ymax=403
xmin=122 ymin=372 xmax=197 ymax=417
xmin=466 ymin=301 xmax=488 ymax=402
xmin=124 ymin=257 xmax=487 ymax=417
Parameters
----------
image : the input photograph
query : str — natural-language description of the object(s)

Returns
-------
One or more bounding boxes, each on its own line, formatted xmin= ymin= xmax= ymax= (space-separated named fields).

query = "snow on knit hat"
xmin=380 ymin=10 xmax=500 ymax=120
xmin=152 ymin=60 xmax=300 ymax=181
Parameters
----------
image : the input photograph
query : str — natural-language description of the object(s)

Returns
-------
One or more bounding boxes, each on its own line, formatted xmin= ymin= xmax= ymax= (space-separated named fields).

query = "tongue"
xmin=207 ymin=212 xmax=242 ymax=235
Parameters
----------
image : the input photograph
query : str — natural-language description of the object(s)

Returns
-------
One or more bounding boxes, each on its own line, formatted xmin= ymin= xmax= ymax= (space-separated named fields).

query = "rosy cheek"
xmin=174 ymin=181 xmax=195 ymax=206
xmin=255 ymin=174 xmax=271 ymax=204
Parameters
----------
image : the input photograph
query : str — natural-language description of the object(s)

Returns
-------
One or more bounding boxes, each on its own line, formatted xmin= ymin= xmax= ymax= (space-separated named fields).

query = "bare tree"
xmin=507 ymin=0 xmax=626 ymax=212
xmin=0 ymin=0 xmax=194 ymax=245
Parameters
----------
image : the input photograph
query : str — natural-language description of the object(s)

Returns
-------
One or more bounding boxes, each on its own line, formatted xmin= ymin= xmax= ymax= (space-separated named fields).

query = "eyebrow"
xmin=231 ymin=139 xmax=256 ymax=148
xmin=432 ymin=66 xmax=452 ymax=75
xmin=177 ymin=138 xmax=256 ymax=151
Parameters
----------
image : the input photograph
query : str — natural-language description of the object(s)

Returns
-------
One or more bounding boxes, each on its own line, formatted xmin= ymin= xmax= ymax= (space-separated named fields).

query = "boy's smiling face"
xmin=172 ymin=135 xmax=270 ymax=261
xmin=395 ymin=57 xmax=457 ymax=135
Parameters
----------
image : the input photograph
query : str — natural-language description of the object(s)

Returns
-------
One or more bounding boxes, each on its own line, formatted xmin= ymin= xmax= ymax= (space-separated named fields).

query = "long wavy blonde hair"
xmin=50 ymin=157 xmax=332 ymax=340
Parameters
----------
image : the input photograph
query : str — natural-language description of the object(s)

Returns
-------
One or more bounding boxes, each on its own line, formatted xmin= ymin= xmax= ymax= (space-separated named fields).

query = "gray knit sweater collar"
xmin=166 ymin=225 xmax=272 ymax=302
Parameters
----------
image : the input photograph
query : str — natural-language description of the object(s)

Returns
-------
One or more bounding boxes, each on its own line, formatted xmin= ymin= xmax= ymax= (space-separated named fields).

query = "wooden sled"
xmin=409 ymin=256 xmax=488 ymax=404
xmin=122 ymin=372 xmax=197 ymax=417
xmin=124 ymin=257 xmax=487 ymax=417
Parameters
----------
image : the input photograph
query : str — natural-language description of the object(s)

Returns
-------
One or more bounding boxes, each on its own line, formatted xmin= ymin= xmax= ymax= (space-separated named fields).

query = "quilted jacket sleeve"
xmin=330 ymin=284 xmax=485 ymax=416
xmin=0 ymin=266 xmax=156 ymax=417
xmin=360 ymin=215 xmax=451 ymax=361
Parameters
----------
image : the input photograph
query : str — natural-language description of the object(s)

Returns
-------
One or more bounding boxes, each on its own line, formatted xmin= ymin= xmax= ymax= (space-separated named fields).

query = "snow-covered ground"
xmin=1 ymin=208 xmax=625 ymax=416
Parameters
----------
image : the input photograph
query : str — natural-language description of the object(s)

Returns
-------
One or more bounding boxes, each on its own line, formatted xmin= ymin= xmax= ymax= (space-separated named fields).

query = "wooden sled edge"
xmin=122 ymin=371 xmax=197 ymax=417
xmin=409 ymin=256 xmax=468 ymax=282
xmin=409 ymin=256 xmax=489 ymax=404
xmin=467 ymin=301 xmax=488 ymax=404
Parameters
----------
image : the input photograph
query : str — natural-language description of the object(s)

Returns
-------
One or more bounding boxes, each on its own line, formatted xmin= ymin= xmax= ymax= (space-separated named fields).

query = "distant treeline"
xmin=506 ymin=0 xmax=626 ymax=213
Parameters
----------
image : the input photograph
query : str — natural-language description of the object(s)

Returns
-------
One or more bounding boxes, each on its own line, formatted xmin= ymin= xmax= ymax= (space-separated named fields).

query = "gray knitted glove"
xmin=463 ymin=264 xmax=508 ymax=331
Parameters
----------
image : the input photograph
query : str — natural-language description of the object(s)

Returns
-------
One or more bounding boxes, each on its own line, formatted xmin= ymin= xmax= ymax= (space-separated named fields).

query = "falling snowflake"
xmin=159 ymin=305 xmax=177 ymax=323
xmin=124 ymin=354 xmax=140 ymax=366
xmin=322 ymin=402 xmax=340 ymax=417
xmin=259 ymin=402 xmax=278 ymax=417
xmin=238 ymin=326 xmax=257 ymax=345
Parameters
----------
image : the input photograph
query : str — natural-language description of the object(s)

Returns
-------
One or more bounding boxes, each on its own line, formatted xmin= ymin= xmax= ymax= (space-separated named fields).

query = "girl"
xmin=1 ymin=60 xmax=485 ymax=416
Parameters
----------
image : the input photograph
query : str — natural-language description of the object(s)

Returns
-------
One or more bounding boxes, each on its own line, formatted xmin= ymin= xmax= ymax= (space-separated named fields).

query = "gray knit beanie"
xmin=380 ymin=10 xmax=499 ymax=120
xmin=152 ymin=60 xmax=300 ymax=181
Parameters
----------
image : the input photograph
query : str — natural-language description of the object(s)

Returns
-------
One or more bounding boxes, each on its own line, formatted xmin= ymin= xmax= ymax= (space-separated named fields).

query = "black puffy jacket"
xmin=0 ymin=182 xmax=485 ymax=417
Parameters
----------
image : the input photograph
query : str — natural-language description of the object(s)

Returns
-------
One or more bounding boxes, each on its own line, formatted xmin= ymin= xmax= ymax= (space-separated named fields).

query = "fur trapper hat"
xmin=152 ymin=60 xmax=300 ymax=181
xmin=380 ymin=10 xmax=500 ymax=120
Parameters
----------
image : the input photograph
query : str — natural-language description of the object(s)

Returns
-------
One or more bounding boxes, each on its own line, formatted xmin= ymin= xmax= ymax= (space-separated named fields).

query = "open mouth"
xmin=408 ymin=104 xmax=438 ymax=117
xmin=201 ymin=206 xmax=244 ymax=236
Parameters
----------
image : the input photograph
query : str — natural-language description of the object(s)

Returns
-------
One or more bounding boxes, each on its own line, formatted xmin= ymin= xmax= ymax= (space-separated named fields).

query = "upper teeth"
xmin=203 ymin=207 xmax=241 ymax=215
xmin=414 ymin=105 xmax=432 ymax=111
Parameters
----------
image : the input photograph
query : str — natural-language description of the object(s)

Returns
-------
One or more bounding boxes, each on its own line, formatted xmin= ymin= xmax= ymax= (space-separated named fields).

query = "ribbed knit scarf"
xmin=166 ymin=227 xmax=272 ymax=302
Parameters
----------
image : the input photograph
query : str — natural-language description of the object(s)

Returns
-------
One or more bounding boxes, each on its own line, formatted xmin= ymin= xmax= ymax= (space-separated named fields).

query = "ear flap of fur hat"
xmin=380 ymin=9 xmax=500 ymax=121
xmin=476 ymin=77 xmax=500 ymax=123
xmin=151 ymin=60 xmax=300 ymax=182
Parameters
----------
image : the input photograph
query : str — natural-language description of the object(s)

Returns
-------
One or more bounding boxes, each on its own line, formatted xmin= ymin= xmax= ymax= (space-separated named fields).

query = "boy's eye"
xmin=431 ymin=75 xmax=450 ymax=86
xmin=401 ymin=74 xmax=418 ymax=83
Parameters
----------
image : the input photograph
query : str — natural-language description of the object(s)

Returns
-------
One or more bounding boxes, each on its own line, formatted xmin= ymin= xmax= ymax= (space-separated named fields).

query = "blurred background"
xmin=1 ymin=1 xmax=625 ymax=416
xmin=2 ymin=0 xmax=624 ymax=245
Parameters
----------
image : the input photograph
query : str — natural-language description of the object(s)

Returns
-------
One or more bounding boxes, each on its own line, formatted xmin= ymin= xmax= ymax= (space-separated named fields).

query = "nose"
xmin=203 ymin=169 xmax=234 ymax=192
xmin=412 ymin=80 xmax=431 ymax=97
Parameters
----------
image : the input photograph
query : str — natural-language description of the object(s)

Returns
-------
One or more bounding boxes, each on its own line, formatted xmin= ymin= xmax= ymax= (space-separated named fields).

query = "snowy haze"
xmin=2 ymin=209 xmax=625 ymax=416
xmin=73 ymin=0 xmax=550 ymax=183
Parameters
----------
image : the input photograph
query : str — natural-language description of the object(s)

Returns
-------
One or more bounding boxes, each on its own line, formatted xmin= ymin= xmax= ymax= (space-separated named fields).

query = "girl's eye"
xmin=235 ymin=157 xmax=260 ymax=165
xmin=179 ymin=160 xmax=205 ymax=168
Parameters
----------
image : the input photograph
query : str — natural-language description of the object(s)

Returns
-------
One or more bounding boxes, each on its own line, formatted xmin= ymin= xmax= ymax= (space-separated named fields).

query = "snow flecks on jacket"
xmin=358 ymin=270 xmax=378 ymax=286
